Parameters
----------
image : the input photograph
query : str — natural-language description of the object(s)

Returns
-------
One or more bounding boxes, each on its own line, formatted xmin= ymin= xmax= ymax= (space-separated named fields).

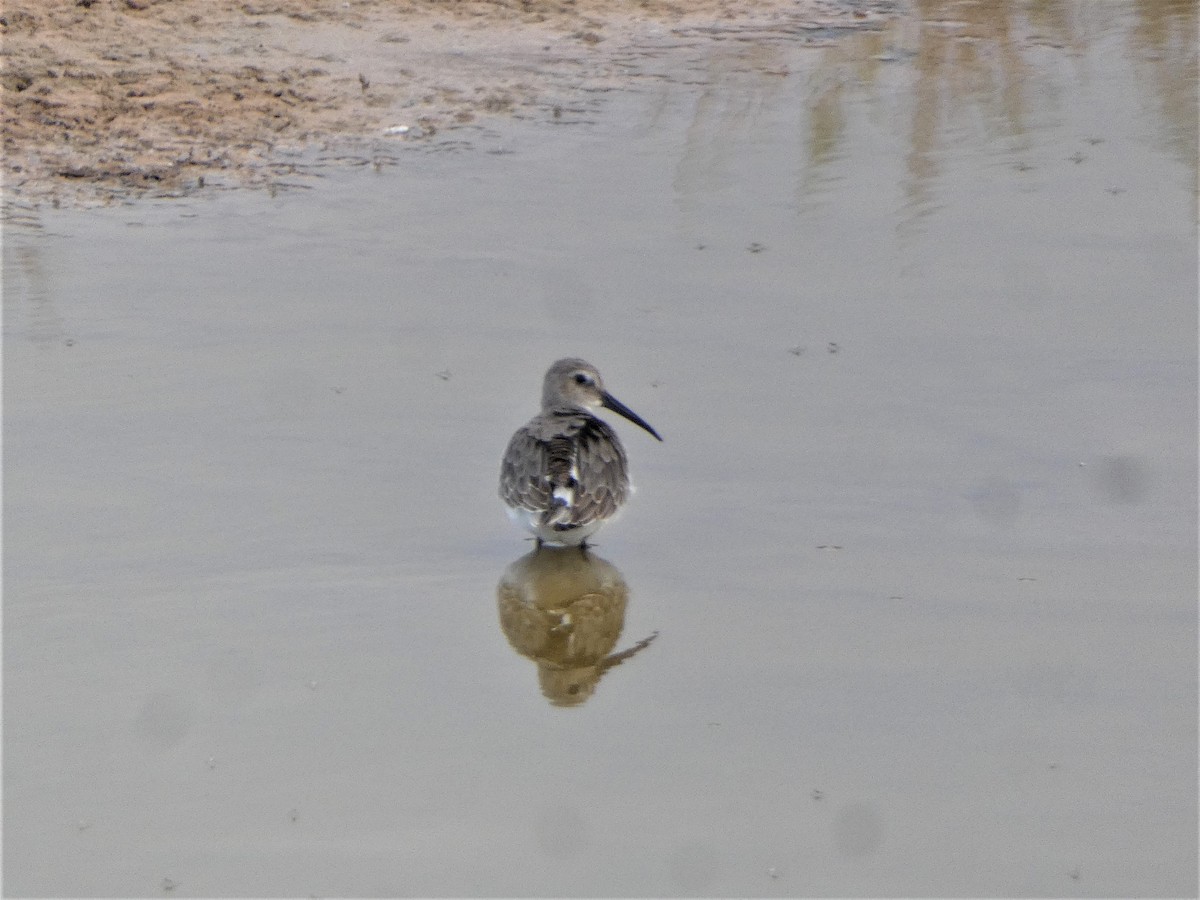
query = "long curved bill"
xmin=601 ymin=392 xmax=663 ymax=442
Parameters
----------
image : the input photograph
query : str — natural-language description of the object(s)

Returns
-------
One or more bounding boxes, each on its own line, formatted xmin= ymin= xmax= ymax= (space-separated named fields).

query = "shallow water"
xmin=4 ymin=1 xmax=1197 ymax=896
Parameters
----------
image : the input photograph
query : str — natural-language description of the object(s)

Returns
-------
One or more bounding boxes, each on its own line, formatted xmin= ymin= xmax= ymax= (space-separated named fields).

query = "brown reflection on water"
xmin=1129 ymin=0 xmax=1198 ymax=176
xmin=5 ymin=241 xmax=67 ymax=351
xmin=496 ymin=546 xmax=657 ymax=707
xmin=901 ymin=1 xmax=1032 ymax=224
xmin=901 ymin=0 xmax=1195 ymax=208
xmin=666 ymin=0 xmax=1196 ymax=218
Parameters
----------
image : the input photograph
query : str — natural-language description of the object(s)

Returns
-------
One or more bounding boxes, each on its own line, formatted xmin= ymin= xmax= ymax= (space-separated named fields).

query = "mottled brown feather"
xmin=499 ymin=409 xmax=630 ymax=529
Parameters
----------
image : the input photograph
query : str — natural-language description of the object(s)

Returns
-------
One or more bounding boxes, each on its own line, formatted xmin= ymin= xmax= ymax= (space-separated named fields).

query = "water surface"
xmin=4 ymin=1 xmax=1196 ymax=896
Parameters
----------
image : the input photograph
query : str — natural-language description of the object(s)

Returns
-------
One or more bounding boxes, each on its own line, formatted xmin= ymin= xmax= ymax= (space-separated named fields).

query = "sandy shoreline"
xmin=1 ymin=0 xmax=891 ymax=207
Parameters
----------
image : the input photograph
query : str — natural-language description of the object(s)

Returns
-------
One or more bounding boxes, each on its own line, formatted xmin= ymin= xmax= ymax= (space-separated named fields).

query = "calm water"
xmin=4 ymin=0 xmax=1196 ymax=896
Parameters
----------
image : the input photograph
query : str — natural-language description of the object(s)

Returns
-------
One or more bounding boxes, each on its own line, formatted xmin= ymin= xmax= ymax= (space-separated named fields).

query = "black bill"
xmin=601 ymin=392 xmax=663 ymax=442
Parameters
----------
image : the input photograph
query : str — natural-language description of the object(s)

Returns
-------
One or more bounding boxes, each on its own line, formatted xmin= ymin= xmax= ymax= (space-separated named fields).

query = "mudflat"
xmin=1 ymin=0 xmax=889 ymax=205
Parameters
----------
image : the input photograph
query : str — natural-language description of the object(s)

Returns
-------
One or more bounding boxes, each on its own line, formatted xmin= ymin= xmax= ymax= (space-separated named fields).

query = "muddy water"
xmin=4 ymin=1 xmax=1196 ymax=896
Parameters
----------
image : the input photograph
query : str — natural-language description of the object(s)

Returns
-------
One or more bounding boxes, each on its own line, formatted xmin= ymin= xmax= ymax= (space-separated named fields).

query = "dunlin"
xmin=499 ymin=358 xmax=662 ymax=546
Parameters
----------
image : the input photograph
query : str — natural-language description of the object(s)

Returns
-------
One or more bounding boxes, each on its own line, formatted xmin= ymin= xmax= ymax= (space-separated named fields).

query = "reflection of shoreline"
xmin=497 ymin=546 xmax=657 ymax=707
xmin=666 ymin=1 xmax=1196 ymax=226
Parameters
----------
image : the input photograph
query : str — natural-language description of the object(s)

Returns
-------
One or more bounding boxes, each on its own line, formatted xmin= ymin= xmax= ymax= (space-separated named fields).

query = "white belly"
xmin=505 ymin=506 xmax=608 ymax=546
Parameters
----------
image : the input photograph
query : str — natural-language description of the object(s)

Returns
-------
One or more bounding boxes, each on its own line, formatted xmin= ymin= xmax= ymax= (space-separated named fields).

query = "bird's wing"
xmin=499 ymin=424 xmax=553 ymax=513
xmin=564 ymin=417 xmax=630 ymax=526
xmin=499 ymin=416 xmax=630 ymax=528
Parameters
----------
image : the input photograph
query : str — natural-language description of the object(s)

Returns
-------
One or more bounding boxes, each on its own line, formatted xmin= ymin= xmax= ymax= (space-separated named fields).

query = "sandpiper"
xmin=500 ymin=358 xmax=662 ymax=547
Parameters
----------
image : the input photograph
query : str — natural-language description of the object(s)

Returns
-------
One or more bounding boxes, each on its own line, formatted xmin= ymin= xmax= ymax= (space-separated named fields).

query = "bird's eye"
xmin=574 ymin=373 xmax=590 ymax=385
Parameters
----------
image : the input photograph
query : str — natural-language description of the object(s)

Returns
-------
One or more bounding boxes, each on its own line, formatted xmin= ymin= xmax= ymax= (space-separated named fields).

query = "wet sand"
xmin=2 ymin=0 xmax=892 ymax=206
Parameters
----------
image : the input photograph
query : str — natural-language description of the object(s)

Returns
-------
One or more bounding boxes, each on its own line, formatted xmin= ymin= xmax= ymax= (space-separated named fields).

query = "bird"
xmin=499 ymin=358 xmax=662 ymax=547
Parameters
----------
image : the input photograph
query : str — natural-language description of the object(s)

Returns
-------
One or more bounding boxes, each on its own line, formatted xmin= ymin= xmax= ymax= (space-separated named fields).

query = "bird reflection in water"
xmin=497 ymin=545 xmax=658 ymax=707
